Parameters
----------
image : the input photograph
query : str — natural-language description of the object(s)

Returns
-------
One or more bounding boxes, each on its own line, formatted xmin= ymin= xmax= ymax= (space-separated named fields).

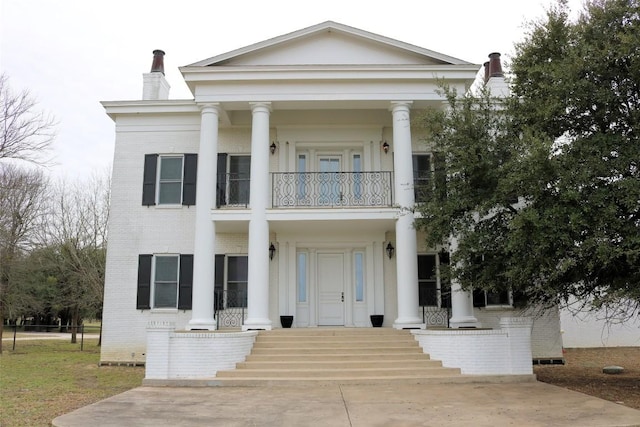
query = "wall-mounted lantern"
xmin=386 ymin=242 xmax=395 ymax=259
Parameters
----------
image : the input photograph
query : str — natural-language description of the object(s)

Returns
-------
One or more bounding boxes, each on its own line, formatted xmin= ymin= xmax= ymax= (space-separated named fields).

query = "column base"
xmin=186 ymin=318 xmax=217 ymax=331
xmin=393 ymin=317 xmax=425 ymax=330
xmin=242 ymin=318 xmax=273 ymax=331
xmin=449 ymin=316 xmax=481 ymax=329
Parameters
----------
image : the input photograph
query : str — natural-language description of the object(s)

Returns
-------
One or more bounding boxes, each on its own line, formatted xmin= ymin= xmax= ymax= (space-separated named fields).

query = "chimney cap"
xmin=150 ymin=50 xmax=166 ymax=75
xmin=488 ymin=52 xmax=503 ymax=78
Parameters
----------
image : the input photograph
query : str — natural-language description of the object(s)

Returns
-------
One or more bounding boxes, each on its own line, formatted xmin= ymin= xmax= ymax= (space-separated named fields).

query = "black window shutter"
xmin=137 ymin=255 xmax=153 ymax=309
xmin=472 ymin=289 xmax=486 ymax=307
xmin=182 ymin=154 xmax=198 ymax=206
xmin=178 ymin=254 xmax=194 ymax=310
xmin=142 ymin=154 xmax=158 ymax=206
xmin=214 ymin=254 xmax=225 ymax=310
xmin=216 ymin=153 xmax=228 ymax=208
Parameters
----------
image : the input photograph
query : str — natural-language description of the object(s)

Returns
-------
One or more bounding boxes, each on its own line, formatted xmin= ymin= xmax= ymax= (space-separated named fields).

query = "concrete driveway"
xmin=53 ymin=382 xmax=640 ymax=427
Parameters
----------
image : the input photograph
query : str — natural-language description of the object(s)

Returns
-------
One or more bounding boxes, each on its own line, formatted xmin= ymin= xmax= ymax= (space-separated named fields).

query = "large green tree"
xmin=416 ymin=0 xmax=640 ymax=319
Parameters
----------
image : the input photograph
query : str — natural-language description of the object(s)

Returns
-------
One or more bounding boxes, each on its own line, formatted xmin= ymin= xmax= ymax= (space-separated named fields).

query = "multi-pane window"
xmin=217 ymin=154 xmax=250 ymax=207
xmin=226 ymin=256 xmax=248 ymax=308
xmin=153 ymin=255 xmax=179 ymax=308
xmin=137 ymin=254 xmax=193 ymax=310
xmin=486 ymin=291 xmax=512 ymax=306
xmin=418 ymin=253 xmax=451 ymax=308
xmin=158 ymin=156 xmax=183 ymax=204
xmin=228 ymin=156 xmax=251 ymax=205
xmin=142 ymin=154 xmax=197 ymax=206
xmin=418 ymin=255 xmax=438 ymax=306
xmin=413 ymin=154 xmax=432 ymax=203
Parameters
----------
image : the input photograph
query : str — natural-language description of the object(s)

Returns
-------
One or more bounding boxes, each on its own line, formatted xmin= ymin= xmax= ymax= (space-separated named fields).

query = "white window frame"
xmin=157 ymin=155 xmax=184 ymax=205
xmin=152 ymin=254 xmax=180 ymax=309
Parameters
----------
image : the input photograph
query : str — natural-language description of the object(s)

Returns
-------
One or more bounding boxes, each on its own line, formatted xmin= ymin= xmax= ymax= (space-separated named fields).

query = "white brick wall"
xmin=413 ymin=317 xmax=533 ymax=375
xmin=474 ymin=306 xmax=563 ymax=360
xmin=145 ymin=323 xmax=258 ymax=380
xmin=101 ymin=113 xmax=201 ymax=364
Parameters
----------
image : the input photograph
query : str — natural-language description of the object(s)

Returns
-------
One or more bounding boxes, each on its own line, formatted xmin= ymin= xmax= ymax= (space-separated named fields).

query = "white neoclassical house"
xmin=100 ymin=21 xmax=564 ymax=368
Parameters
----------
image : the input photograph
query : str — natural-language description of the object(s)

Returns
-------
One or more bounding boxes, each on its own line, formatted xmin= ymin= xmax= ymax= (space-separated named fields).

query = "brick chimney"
xmin=483 ymin=61 xmax=490 ymax=84
xmin=142 ymin=50 xmax=170 ymax=100
xmin=484 ymin=52 xmax=510 ymax=97
xmin=488 ymin=52 xmax=504 ymax=78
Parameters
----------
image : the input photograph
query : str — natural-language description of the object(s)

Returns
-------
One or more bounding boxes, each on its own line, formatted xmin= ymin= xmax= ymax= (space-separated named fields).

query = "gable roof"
xmin=187 ymin=21 xmax=472 ymax=67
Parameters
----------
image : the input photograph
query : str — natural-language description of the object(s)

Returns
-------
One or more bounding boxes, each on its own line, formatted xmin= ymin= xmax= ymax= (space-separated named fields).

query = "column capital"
xmin=249 ymin=102 xmax=272 ymax=113
xmin=390 ymin=101 xmax=413 ymax=113
xmin=197 ymin=103 xmax=220 ymax=114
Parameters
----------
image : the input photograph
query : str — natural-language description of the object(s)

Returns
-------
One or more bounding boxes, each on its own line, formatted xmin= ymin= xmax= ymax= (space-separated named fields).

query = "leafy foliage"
xmin=416 ymin=0 xmax=640 ymax=318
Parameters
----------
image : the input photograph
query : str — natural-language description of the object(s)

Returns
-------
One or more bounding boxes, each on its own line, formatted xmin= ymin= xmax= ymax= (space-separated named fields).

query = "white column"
xmin=187 ymin=104 xmax=219 ymax=330
xmin=391 ymin=101 xmax=424 ymax=329
xmin=243 ymin=102 xmax=273 ymax=330
xmin=448 ymin=236 xmax=480 ymax=328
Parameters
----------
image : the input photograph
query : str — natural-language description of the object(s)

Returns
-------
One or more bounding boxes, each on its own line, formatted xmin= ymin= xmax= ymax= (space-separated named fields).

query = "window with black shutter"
xmin=136 ymin=255 xmax=152 ymax=309
xmin=178 ymin=255 xmax=193 ymax=309
xmin=142 ymin=153 xmax=197 ymax=206
xmin=142 ymin=155 xmax=158 ymax=206
xmin=182 ymin=154 xmax=197 ymax=206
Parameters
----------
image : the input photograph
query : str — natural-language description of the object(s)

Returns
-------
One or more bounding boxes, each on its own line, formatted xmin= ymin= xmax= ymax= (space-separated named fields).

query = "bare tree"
xmin=40 ymin=171 xmax=110 ymax=343
xmin=0 ymin=163 xmax=48 ymax=353
xmin=0 ymin=73 xmax=56 ymax=165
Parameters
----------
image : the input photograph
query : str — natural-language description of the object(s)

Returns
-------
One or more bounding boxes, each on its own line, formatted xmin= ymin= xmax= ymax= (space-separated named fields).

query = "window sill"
xmin=154 ymin=204 xmax=184 ymax=210
xmin=484 ymin=305 xmax=514 ymax=310
xmin=150 ymin=308 xmax=179 ymax=313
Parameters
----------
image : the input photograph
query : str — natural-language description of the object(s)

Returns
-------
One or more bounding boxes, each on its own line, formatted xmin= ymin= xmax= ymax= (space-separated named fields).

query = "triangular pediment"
xmin=188 ymin=21 xmax=471 ymax=67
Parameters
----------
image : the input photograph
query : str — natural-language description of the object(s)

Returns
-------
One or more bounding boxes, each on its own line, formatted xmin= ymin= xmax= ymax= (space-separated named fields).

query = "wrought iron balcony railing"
xmin=272 ymin=171 xmax=393 ymax=208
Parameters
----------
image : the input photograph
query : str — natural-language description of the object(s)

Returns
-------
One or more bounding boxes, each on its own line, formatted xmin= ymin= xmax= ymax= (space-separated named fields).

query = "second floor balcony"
xmin=272 ymin=171 xmax=393 ymax=208
xmin=216 ymin=171 xmax=395 ymax=209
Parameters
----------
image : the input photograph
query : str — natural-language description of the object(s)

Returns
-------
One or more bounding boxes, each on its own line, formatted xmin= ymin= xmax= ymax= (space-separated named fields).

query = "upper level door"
xmin=318 ymin=156 xmax=341 ymax=206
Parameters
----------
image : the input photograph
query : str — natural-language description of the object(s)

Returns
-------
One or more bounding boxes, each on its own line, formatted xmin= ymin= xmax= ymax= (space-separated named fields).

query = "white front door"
xmin=317 ymin=252 xmax=345 ymax=325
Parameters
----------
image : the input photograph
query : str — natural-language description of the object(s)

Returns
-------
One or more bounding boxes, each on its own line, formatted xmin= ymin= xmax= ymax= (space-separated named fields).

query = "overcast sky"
xmin=1 ymin=0 xmax=584 ymax=180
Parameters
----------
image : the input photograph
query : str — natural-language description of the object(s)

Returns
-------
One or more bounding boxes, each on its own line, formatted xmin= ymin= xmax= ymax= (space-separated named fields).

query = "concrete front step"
xmin=216 ymin=367 xmax=461 ymax=378
xmin=253 ymin=339 xmax=416 ymax=348
xmin=250 ymin=346 xmax=423 ymax=355
xmin=261 ymin=328 xmax=406 ymax=336
xmin=245 ymin=353 xmax=430 ymax=362
xmin=213 ymin=328 xmax=465 ymax=385
xmin=236 ymin=360 xmax=443 ymax=369
xmin=256 ymin=334 xmax=415 ymax=343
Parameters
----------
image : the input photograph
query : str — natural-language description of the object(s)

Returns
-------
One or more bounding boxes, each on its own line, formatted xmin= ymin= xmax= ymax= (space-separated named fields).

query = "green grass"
xmin=0 ymin=339 xmax=144 ymax=427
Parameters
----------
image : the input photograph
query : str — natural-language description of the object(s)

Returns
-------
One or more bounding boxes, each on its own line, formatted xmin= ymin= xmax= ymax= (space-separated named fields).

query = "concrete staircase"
xmin=213 ymin=328 xmax=463 ymax=385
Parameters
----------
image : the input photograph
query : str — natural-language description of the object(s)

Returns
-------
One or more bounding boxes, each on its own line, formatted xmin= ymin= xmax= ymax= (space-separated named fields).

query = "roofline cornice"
xmin=101 ymin=100 xmax=198 ymax=120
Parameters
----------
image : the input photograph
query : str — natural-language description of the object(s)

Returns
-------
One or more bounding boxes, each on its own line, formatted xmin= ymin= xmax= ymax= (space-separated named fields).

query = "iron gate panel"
xmin=214 ymin=290 xmax=247 ymax=329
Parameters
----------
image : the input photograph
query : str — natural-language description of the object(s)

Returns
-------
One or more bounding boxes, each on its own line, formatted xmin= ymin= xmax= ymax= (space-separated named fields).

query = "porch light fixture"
xmin=382 ymin=141 xmax=390 ymax=154
xmin=269 ymin=242 xmax=276 ymax=260
xmin=270 ymin=141 xmax=277 ymax=155
xmin=386 ymin=242 xmax=395 ymax=259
